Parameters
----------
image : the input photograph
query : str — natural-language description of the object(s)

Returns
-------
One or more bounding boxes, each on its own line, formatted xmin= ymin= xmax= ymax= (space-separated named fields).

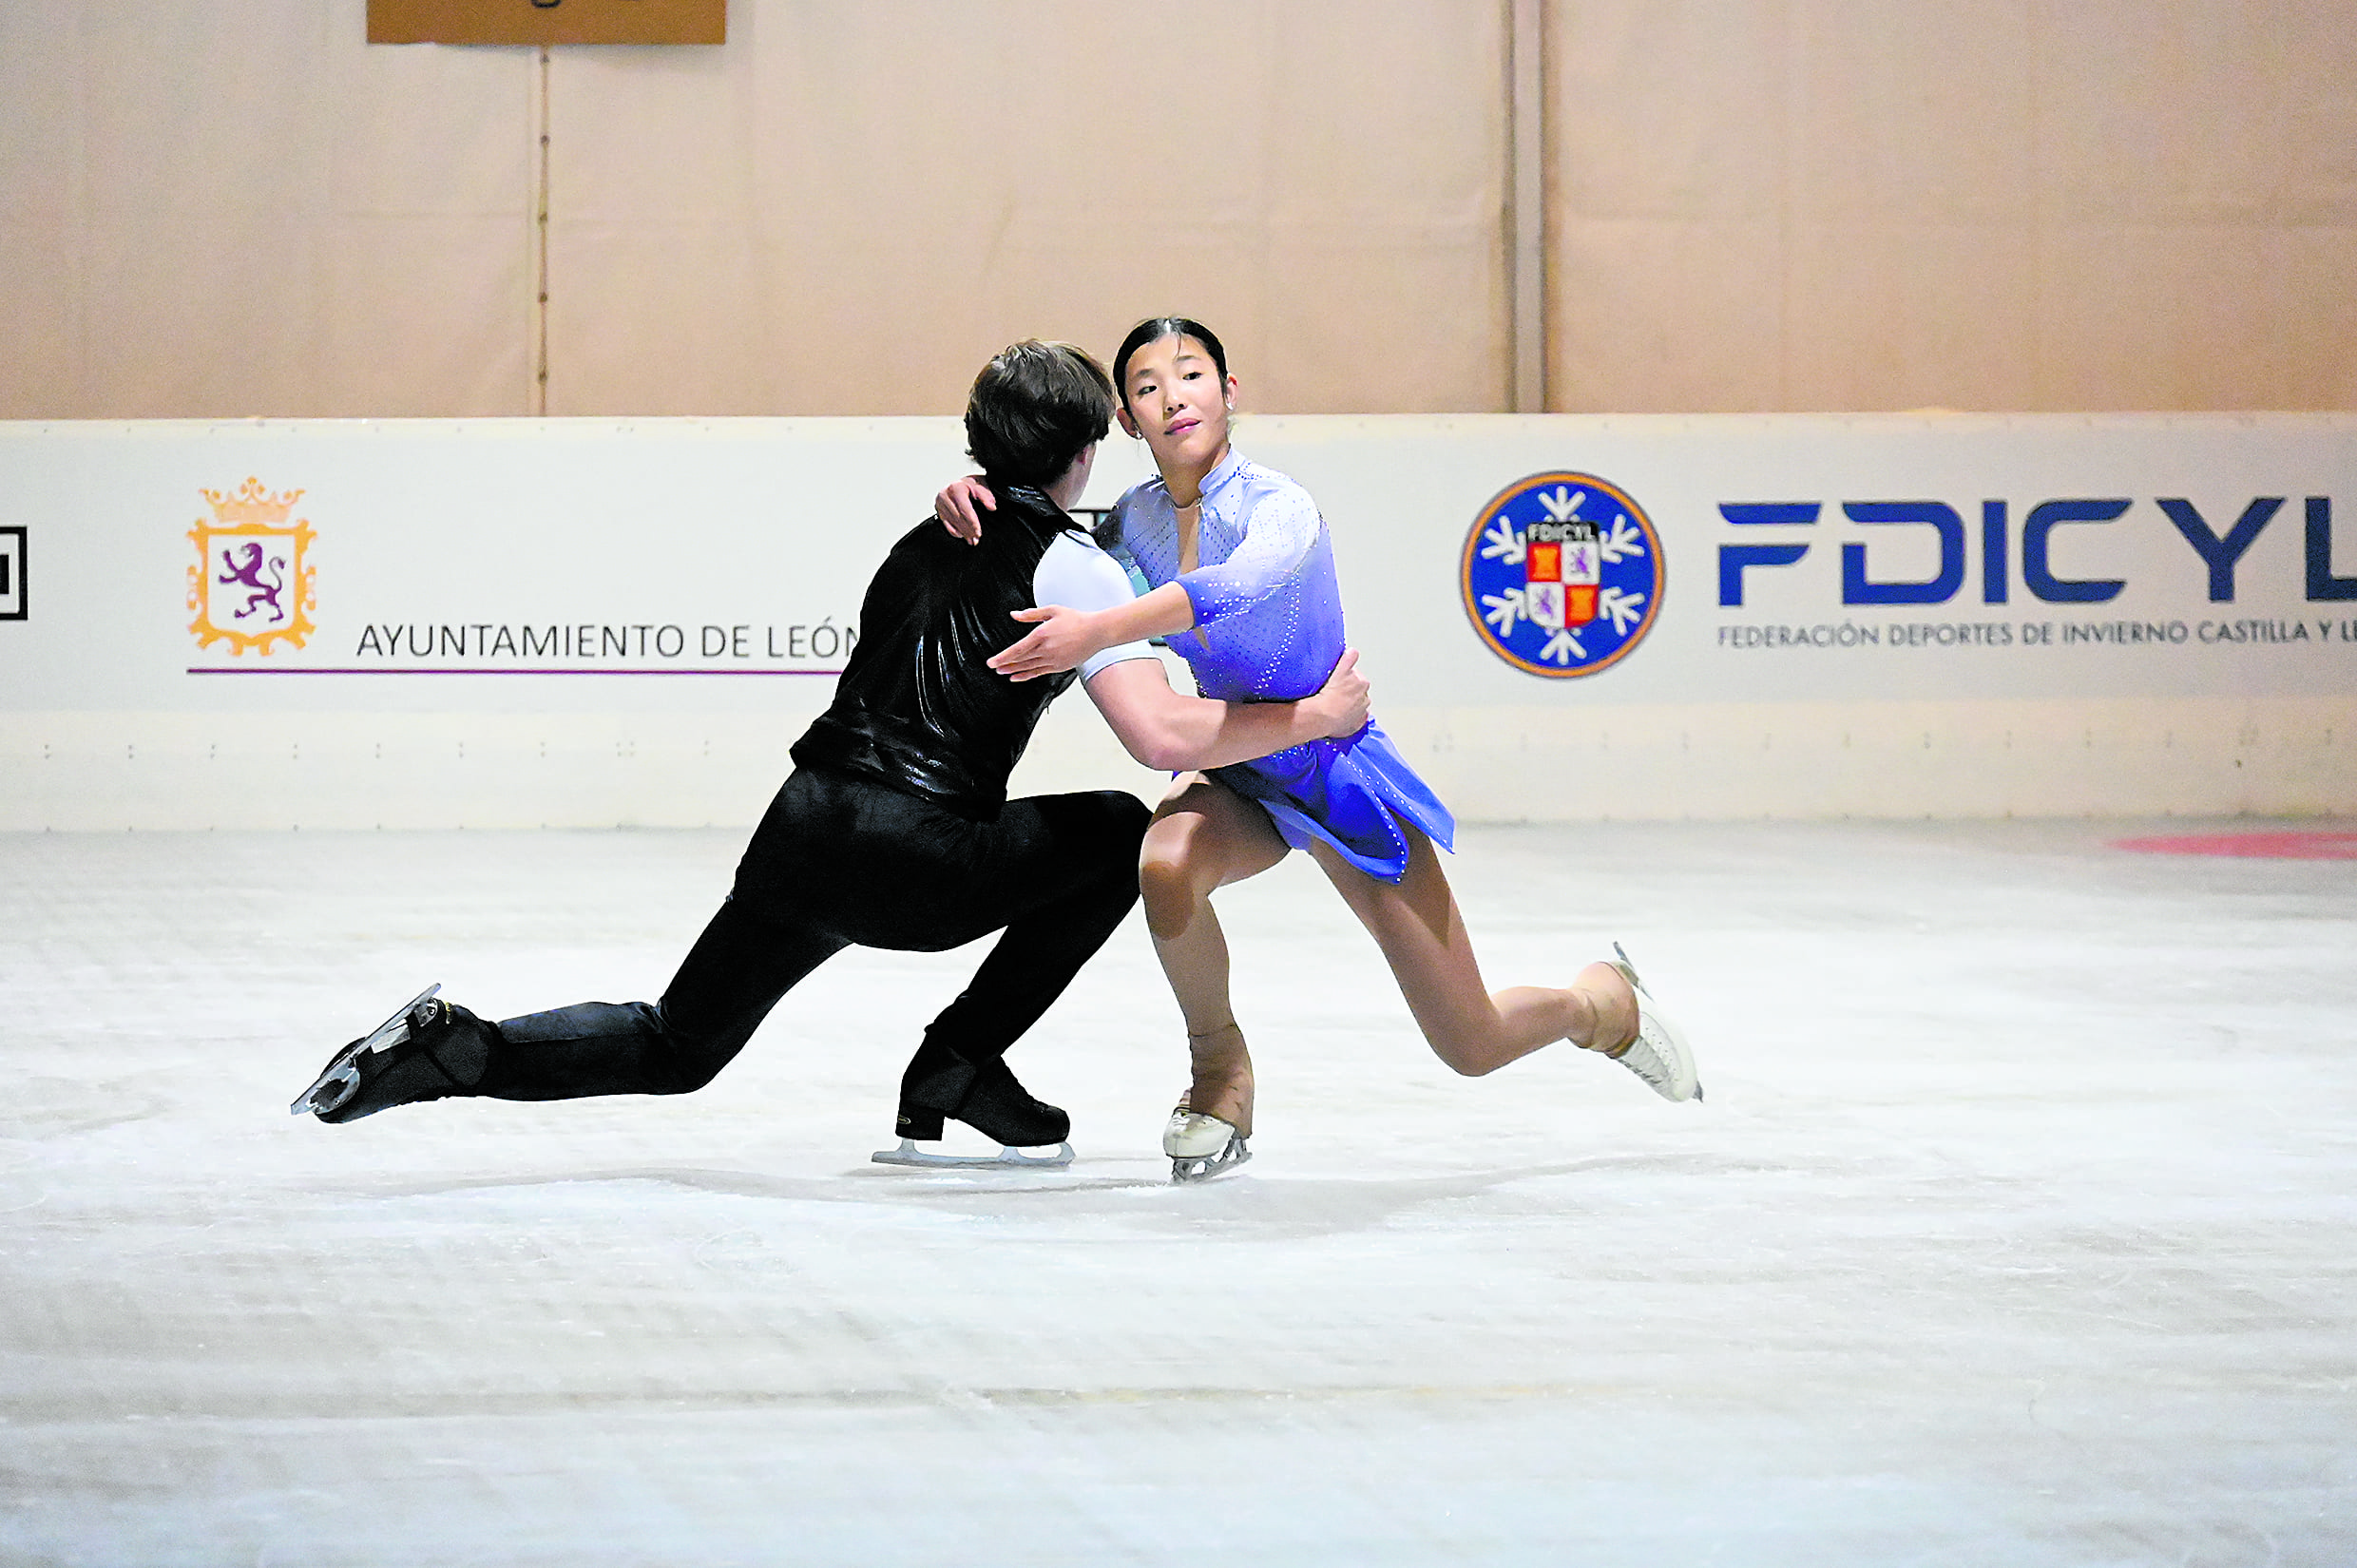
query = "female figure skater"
xmin=939 ymin=317 xmax=1700 ymax=1180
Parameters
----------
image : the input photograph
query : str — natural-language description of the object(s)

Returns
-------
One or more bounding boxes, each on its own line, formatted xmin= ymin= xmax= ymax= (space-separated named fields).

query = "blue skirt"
xmin=1209 ymin=720 xmax=1456 ymax=884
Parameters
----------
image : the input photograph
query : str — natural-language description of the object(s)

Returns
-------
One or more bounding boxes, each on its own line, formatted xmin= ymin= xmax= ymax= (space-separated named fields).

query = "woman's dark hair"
xmin=964 ymin=340 xmax=1114 ymax=488
xmin=1111 ymin=316 xmax=1229 ymax=413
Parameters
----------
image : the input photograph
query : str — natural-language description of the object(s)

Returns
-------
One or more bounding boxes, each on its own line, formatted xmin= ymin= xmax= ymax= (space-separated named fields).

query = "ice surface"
xmin=2 ymin=818 xmax=2352 ymax=1566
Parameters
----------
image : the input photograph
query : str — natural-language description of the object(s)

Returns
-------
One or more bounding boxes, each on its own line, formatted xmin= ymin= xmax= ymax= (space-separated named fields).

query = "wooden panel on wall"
xmin=368 ymin=0 xmax=725 ymax=47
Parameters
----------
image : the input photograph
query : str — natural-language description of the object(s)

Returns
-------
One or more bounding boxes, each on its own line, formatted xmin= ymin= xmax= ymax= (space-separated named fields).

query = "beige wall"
xmin=1550 ymin=0 xmax=2357 ymax=412
xmin=2 ymin=1 xmax=2350 ymax=419
xmin=544 ymin=3 xmax=1506 ymax=415
xmin=1 ymin=2 xmax=536 ymax=418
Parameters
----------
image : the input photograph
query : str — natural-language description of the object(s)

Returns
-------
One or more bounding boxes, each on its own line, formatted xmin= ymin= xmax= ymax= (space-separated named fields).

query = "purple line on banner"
xmin=186 ymin=667 xmax=846 ymax=678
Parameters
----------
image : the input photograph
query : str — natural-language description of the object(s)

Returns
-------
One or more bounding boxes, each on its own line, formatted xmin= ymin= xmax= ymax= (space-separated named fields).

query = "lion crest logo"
xmin=187 ymin=478 xmax=316 ymax=656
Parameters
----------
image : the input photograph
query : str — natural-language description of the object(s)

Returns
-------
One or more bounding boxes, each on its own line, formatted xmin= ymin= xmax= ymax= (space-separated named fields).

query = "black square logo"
xmin=0 ymin=527 xmax=23 ymax=620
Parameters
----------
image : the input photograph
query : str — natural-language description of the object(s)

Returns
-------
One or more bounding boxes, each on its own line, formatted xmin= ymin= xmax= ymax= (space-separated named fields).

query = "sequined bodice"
xmin=1109 ymin=450 xmax=1345 ymax=704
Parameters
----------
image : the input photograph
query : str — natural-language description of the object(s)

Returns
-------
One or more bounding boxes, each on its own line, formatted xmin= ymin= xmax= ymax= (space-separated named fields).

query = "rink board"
xmin=0 ymin=412 xmax=2352 ymax=827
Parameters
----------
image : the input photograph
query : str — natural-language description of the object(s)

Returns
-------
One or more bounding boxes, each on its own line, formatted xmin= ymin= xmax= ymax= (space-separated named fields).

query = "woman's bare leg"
xmin=1139 ymin=774 xmax=1291 ymax=1136
xmin=1307 ymin=826 xmax=1638 ymax=1077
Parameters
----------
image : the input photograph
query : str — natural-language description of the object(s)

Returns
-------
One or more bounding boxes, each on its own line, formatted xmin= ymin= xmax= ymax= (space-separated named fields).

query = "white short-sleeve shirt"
xmin=1033 ymin=529 xmax=1162 ymax=680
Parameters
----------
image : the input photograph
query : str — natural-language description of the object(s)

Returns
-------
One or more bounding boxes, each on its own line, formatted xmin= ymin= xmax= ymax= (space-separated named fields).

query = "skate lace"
xmin=1619 ymin=1026 xmax=1670 ymax=1088
xmin=407 ymin=1001 xmax=472 ymax=1091
xmin=1612 ymin=1001 xmax=1686 ymax=1085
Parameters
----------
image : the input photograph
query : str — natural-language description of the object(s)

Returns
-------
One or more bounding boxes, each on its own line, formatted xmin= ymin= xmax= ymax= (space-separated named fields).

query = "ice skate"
xmin=1595 ymin=942 xmax=1703 ymax=1102
xmin=871 ymin=1137 xmax=1074 ymax=1171
xmin=290 ymin=985 xmax=493 ymax=1122
xmin=879 ymin=1044 xmax=1074 ymax=1170
xmin=1164 ymin=1114 xmax=1250 ymax=1183
xmin=1164 ymin=1022 xmax=1254 ymax=1184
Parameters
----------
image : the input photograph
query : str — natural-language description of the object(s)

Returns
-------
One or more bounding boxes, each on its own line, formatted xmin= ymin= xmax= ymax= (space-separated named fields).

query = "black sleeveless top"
xmin=789 ymin=485 xmax=1083 ymax=821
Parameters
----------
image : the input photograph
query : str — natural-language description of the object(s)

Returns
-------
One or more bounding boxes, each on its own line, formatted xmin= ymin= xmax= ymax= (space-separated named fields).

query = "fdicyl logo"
xmin=1462 ymin=472 xmax=1663 ymax=677
xmin=0 ymin=526 xmax=23 ymax=620
xmin=188 ymin=478 xmax=316 ymax=656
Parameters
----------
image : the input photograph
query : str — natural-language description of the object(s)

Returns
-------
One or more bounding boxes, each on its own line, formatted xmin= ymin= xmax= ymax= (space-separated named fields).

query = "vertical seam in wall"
xmin=2026 ymin=0 xmax=2047 ymax=409
xmin=2267 ymin=2 xmax=2292 ymax=406
xmin=74 ymin=10 xmax=96 ymax=409
xmin=1502 ymin=0 xmax=1516 ymax=412
xmin=533 ymin=46 xmax=552 ymax=417
xmin=1508 ymin=0 xmax=1545 ymax=413
xmin=1778 ymin=0 xmax=1800 ymax=412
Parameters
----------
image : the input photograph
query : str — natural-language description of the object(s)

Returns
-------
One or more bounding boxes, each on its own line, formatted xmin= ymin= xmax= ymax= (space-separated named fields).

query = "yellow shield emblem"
xmin=187 ymin=478 xmax=316 ymax=656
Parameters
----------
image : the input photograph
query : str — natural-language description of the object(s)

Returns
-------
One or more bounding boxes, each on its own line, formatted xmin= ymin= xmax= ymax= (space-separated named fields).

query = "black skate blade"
xmin=1171 ymin=1135 xmax=1251 ymax=1185
xmin=290 ymin=984 xmax=442 ymax=1118
xmin=871 ymin=1138 xmax=1075 ymax=1170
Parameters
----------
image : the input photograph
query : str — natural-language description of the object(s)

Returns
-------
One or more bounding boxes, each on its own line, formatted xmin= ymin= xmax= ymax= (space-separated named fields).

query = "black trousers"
xmin=473 ymin=767 xmax=1150 ymax=1111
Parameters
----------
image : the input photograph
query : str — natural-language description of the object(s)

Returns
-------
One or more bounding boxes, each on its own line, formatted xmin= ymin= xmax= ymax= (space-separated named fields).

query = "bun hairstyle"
xmin=963 ymin=339 xmax=1115 ymax=490
xmin=1111 ymin=316 xmax=1229 ymax=414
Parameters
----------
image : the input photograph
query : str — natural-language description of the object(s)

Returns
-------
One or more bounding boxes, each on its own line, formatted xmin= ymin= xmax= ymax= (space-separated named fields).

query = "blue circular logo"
xmin=1460 ymin=471 xmax=1664 ymax=678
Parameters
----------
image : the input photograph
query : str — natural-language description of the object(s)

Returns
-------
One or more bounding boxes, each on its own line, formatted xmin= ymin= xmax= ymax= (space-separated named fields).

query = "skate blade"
xmin=289 ymin=984 xmax=441 ymax=1117
xmin=871 ymin=1138 xmax=1075 ymax=1170
xmin=1171 ymin=1135 xmax=1251 ymax=1185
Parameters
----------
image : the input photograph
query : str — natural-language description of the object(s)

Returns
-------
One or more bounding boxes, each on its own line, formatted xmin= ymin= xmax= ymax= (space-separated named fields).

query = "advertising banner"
xmin=1 ymin=413 xmax=2349 ymax=827
xmin=1 ymin=418 xmax=975 ymax=715
xmin=1257 ymin=412 xmax=2355 ymax=708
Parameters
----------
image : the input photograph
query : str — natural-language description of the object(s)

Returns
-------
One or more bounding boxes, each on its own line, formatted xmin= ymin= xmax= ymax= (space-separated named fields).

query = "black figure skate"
xmin=873 ymin=1043 xmax=1074 ymax=1170
xmin=290 ymin=985 xmax=492 ymax=1123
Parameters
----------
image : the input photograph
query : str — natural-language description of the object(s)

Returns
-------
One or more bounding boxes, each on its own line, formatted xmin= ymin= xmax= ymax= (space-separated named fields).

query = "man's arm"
xmin=1027 ymin=526 xmax=1364 ymax=768
xmin=1082 ymin=651 xmax=1369 ymax=774
xmin=989 ymin=583 xmax=1195 ymax=682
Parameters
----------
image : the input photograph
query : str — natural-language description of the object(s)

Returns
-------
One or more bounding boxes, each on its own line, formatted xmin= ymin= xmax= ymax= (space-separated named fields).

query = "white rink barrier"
xmin=2 ymin=413 xmax=2352 ymax=830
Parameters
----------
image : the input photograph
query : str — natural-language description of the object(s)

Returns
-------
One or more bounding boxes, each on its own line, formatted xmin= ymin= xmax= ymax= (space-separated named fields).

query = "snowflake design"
xmin=1479 ymin=516 xmax=1525 ymax=566
xmin=1482 ymin=585 xmax=1529 ymax=637
xmin=1598 ymin=513 xmax=1646 ymax=564
xmin=1540 ymin=626 xmax=1587 ymax=665
xmin=1538 ymin=487 xmax=1587 ymax=523
xmin=1597 ymin=585 xmax=1648 ymax=635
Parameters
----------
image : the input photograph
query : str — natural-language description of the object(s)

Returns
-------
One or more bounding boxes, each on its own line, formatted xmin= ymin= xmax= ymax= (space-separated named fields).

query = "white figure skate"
xmin=1163 ymin=1110 xmax=1251 ymax=1184
xmin=1166 ymin=1021 xmax=1255 ymax=1183
xmin=1601 ymin=942 xmax=1702 ymax=1102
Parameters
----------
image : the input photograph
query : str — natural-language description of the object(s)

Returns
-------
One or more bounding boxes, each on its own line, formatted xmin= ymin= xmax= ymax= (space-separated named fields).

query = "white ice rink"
xmin=4 ymin=818 xmax=2353 ymax=1566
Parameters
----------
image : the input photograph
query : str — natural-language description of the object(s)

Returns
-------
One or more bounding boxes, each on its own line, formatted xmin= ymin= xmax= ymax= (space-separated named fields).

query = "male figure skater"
xmin=290 ymin=341 xmax=1370 ymax=1164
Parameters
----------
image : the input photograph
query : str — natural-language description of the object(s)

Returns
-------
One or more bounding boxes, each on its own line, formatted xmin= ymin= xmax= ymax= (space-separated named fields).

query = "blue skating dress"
xmin=1109 ymin=449 xmax=1455 ymax=884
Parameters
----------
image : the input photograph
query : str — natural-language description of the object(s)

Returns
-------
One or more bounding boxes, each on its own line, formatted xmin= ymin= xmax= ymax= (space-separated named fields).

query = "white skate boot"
xmin=1163 ymin=1109 xmax=1250 ymax=1183
xmin=1599 ymin=942 xmax=1703 ymax=1102
xmin=1165 ymin=1022 xmax=1254 ymax=1184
